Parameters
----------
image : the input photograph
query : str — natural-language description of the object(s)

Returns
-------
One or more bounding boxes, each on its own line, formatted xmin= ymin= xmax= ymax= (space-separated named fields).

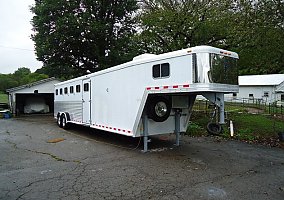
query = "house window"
xmin=60 ymin=88 xmax=63 ymax=95
xmin=64 ymin=87 xmax=68 ymax=94
xmin=55 ymin=89 xmax=58 ymax=95
xmin=84 ymin=83 xmax=89 ymax=92
xmin=263 ymin=91 xmax=269 ymax=97
xmin=249 ymin=94 xmax=254 ymax=99
xmin=233 ymin=93 xmax=237 ymax=97
xmin=281 ymin=94 xmax=284 ymax=102
xmin=76 ymin=85 xmax=80 ymax=93
xmin=152 ymin=63 xmax=170 ymax=78
xmin=70 ymin=86 xmax=74 ymax=93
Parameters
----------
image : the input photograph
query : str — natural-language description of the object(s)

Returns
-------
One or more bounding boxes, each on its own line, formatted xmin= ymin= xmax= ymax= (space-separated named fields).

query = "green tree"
xmin=233 ymin=0 xmax=284 ymax=75
xmin=136 ymin=0 xmax=234 ymax=54
xmin=136 ymin=0 xmax=284 ymax=75
xmin=31 ymin=0 xmax=138 ymax=79
xmin=0 ymin=68 xmax=49 ymax=93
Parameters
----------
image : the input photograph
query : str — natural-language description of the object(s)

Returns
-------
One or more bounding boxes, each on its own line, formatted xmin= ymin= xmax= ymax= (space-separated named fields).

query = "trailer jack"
xmin=142 ymin=109 xmax=182 ymax=153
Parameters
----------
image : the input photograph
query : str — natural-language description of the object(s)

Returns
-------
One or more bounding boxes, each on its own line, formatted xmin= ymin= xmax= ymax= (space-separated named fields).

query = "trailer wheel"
xmin=60 ymin=114 xmax=69 ymax=129
xmin=147 ymin=96 xmax=171 ymax=122
xmin=206 ymin=122 xmax=222 ymax=135
xmin=57 ymin=113 xmax=62 ymax=128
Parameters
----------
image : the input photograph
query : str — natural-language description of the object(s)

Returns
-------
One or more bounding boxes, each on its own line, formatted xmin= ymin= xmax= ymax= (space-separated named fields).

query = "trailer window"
xmin=64 ymin=87 xmax=68 ymax=94
xmin=76 ymin=85 xmax=80 ymax=93
xmin=70 ymin=86 xmax=74 ymax=93
xmin=60 ymin=88 xmax=63 ymax=95
xmin=84 ymin=83 xmax=89 ymax=92
xmin=152 ymin=63 xmax=170 ymax=78
xmin=55 ymin=89 xmax=58 ymax=95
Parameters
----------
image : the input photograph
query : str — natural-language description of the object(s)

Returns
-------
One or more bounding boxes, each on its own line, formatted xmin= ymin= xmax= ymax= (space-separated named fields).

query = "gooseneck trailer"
xmin=54 ymin=46 xmax=239 ymax=152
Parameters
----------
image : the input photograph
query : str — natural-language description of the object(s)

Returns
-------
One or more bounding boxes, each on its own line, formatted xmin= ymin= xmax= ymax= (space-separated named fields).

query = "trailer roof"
xmin=55 ymin=46 xmax=238 ymax=86
xmin=239 ymin=74 xmax=284 ymax=86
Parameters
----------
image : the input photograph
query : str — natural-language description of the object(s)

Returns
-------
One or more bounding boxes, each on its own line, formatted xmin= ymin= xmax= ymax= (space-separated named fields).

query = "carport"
xmin=6 ymin=77 xmax=61 ymax=115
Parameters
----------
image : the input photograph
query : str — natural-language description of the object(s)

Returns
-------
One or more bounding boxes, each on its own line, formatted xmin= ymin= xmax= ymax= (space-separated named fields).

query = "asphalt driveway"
xmin=0 ymin=115 xmax=283 ymax=200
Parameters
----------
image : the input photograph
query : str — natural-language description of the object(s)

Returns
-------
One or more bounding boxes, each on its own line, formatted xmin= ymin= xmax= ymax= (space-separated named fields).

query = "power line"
xmin=0 ymin=45 xmax=34 ymax=51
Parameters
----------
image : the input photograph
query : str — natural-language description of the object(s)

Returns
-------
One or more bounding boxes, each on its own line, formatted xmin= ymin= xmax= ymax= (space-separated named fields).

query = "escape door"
xmin=82 ymin=79 xmax=91 ymax=124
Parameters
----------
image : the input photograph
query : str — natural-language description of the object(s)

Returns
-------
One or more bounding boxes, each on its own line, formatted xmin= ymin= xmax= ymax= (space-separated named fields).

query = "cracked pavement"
xmin=0 ymin=115 xmax=284 ymax=200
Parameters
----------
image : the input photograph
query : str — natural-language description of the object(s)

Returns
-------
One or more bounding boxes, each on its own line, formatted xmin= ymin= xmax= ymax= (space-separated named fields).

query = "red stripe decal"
xmin=183 ymin=84 xmax=190 ymax=88
xmin=173 ymin=85 xmax=178 ymax=88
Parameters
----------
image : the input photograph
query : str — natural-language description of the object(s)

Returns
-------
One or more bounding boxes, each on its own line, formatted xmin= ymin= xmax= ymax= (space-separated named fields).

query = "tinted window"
xmin=161 ymin=63 xmax=170 ymax=77
xmin=60 ymin=88 xmax=63 ymax=95
xmin=70 ymin=86 xmax=74 ymax=93
xmin=84 ymin=83 xmax=89 ymax=92
xmin=76 ymin=85 xmax=80 ymax=93
xmin=152 ymin=63 xmax=170 ymax=78
xmin=153 ymin=64 xmax=160 ymax=78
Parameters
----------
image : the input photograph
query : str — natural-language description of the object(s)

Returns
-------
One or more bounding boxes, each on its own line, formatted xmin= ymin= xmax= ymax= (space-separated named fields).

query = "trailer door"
xmin=82 ymin=79 xmax=91 ymax=125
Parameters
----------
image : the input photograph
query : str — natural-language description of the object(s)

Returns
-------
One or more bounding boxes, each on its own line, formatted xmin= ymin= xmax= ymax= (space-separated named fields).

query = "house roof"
xmin=6 ymin=77 xmax=60 ymax=93
xmin=239 ymin=74 xmax=284 ymax=86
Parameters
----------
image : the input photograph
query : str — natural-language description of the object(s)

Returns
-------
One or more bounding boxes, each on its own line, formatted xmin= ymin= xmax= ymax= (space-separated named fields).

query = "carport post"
xmin=175 ymin=109 xmax=181 ymax=146
xmin=142 ymin=113 xmax=149 ymax=153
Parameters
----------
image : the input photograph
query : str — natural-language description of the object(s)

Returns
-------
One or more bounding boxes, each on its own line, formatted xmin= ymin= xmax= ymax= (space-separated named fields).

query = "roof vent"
xmin=132 ymin=53 xmax=157 ymax=61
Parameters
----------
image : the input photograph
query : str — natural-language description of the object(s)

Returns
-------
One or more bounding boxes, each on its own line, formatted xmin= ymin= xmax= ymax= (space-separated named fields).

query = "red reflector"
xmin=146 ymin=87 xmax=151 ymax=90
xmin=127 ymin=131 xmax=131 ymax=133
xmin=173 ymin=85 xmax=178 ymax=88
xmin=102 ymin=126 xmax=105 ymax=128
xmin=114 ymin=128 xmax=116 ymax=130
xmin=123 ymin=130 xmax=126 ymax=132
xmin=154 ymin=87 xmax=159 ymax=90
xmin=163 ymin=86 xmax=169 ymax=89
xmin=183 ymin=84 xmax=190 ymax=88
xmin=118 ymin=129 xmax=121 ymax=131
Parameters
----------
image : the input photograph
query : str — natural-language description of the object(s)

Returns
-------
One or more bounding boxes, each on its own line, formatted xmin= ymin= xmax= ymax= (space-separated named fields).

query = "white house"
xmin=234 ymin=74 xmax=284 ymax=105
xmin=6 ymin=77 xmax=61 ymax=115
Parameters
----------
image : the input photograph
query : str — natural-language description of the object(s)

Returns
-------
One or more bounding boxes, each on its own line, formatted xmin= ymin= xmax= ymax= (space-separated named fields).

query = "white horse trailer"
xmin=54 ymin=46 xmax=239 ymax=151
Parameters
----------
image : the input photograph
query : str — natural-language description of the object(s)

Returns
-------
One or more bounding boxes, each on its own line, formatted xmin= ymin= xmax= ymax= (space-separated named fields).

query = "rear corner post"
xmin=174 ymin=109 xmax=181 ymax=146
xmin=142 ymin=113 xmax=149 ymax=153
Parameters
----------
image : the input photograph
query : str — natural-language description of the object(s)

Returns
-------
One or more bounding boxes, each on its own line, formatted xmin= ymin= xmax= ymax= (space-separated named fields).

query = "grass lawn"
xmin=187 ymin=110 xmax=284 ymax=144
xmin=0 ymin=93 xmax=8 ymax=103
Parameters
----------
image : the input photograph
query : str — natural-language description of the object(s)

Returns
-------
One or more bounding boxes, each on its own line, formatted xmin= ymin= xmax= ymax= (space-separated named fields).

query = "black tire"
xmin=146 ymin=96 xmax=171 ymax=122
xmin=207 ymin=122 xmax=222 ymax=135
xmin=60 ymin=114 xmax=69 ymax=129
xmin=57 ymin=113 xmax=62 ymax=128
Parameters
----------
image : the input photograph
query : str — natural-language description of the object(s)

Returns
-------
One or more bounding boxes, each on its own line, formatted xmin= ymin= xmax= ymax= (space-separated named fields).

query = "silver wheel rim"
xmin=154 ymin=101 xmax=167 ymax=117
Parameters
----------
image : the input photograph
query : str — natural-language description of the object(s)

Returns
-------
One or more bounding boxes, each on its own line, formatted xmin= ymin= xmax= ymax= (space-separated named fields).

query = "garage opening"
xmin=15 ymin=93 xmax=54 ymax=115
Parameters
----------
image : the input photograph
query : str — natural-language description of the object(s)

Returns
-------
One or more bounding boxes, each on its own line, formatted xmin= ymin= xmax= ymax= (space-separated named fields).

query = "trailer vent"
xmin=132 ymin=53 xmax=157 ymax=61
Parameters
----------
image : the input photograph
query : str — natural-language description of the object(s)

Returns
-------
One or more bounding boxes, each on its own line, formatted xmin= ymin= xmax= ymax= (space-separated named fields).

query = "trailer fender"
xmin=146 ymin=96 xmax=172 ymax=122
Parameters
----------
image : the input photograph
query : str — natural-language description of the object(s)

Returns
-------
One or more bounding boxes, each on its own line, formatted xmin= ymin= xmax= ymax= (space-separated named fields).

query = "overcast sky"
xmin=0 ymin=0 xmax=42 ymax=74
